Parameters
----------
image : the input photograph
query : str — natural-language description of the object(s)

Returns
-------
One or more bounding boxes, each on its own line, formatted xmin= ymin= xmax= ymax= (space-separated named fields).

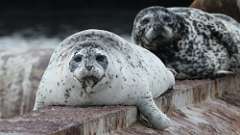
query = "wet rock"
xmin=191 ymin=0 xmax=240 ymax=22
xmin=0 ymin=48 xmax=53 ymax=118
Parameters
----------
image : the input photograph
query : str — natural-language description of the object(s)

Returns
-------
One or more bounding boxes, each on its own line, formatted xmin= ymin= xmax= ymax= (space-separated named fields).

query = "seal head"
xmin=132 ymin=6 xmax=185 ymax=51
xmin=69 ymin=43 xmax=108 ymax=94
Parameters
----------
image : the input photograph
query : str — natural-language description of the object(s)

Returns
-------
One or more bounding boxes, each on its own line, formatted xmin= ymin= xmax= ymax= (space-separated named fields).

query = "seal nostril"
xmin=86 ymin=65 xmax=93 ymax=71
xmin=154 ymin=25 xmax=164 ymax=32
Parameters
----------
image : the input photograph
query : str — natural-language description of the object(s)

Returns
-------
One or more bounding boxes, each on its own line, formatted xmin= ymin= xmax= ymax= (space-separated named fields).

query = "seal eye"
xmin=95 ymin=54 xmax=108 ymax=70
xmin=141 ymin=18 xmax=150 ymax=25
xmin=73 ymin=55 xmax=82 ymax=62
xmin=163 ymin=16 xmax=171 ymax=22
xmin=96 ymin=55 xmax=106 ymax=62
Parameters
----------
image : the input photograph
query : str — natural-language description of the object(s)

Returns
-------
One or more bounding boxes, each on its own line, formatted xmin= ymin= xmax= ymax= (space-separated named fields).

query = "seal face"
xmin=132 ymin=6 xmax=240 ymax=79
xmin=132 ymin=7 xmax=182 ymax=51
xmin=69 ymin=44 xmax=108 ymax=94
xmin=33 ymin=29 xmax=175 ymax=130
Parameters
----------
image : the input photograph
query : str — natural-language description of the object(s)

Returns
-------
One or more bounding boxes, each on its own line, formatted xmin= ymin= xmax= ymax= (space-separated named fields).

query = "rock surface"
xmin=0 ymin=48 xmax=52 ymax=118
xmin=191 ymin=0 xmax=240 ymax=22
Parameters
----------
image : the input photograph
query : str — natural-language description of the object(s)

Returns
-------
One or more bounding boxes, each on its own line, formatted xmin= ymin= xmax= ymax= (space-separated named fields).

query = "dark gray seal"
xmin=132 ymin=6 xmax=240 ymax=79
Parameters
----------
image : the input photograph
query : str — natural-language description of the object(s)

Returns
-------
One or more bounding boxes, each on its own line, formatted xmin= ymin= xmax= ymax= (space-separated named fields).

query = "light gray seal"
xmin=33 ymin=29 xmax=175 ymax=130
xmin=132 ymin=6 xmax=240 ymax=79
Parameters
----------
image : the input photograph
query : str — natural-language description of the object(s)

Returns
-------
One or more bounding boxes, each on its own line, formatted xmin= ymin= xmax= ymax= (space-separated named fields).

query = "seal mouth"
xmin=145 ymin=28 xmax=162 ymax=42
xmin=75 ymin=75 xmax=104 ymax=94
xmin=81 ymin=75 xmax=99 ymax=88
xmin=142 ymin=26 xmax=173 ymax=49
xmin=142 ymin=33 xmax=163 ymax=50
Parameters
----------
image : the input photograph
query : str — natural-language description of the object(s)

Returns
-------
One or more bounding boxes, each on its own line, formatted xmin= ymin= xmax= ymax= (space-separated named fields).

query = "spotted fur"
xmin=33 ymin=29 xmax=175 ymax=130
xmin=132 ymin=6 xmax=240 ymax=79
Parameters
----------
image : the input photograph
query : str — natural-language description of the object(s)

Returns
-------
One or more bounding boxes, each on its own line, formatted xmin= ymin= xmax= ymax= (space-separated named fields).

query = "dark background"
xmin=0 ymin=0 xmax=192 ymax=38
xmin=0 ymin=0 xmax=192 ymax=10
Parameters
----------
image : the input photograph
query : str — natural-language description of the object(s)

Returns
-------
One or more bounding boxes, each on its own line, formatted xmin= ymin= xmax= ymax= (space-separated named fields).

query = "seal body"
xmin=33 ymin=29 xmax=175 ymax=130
xmin=132 ymin=6 xmax=240 ymax=79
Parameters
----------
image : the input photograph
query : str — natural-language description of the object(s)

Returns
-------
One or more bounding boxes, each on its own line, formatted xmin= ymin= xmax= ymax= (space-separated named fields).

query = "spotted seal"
xmin=132 ymin=6 xmax=240 ymax=79
xmin=33 ymin=29 xmax=175 ymax=130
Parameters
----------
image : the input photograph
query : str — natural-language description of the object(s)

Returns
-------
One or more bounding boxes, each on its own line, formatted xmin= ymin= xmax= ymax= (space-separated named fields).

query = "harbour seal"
xmin=33 ymin=29 xmax=175 ymax=130
xmin=132 ymin=6 xmax=240 ymax=79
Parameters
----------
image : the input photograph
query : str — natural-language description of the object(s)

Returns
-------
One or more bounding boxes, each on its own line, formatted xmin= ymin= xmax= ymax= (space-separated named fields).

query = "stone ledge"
xmin=0 ymin=75 xmax=239 ymax=135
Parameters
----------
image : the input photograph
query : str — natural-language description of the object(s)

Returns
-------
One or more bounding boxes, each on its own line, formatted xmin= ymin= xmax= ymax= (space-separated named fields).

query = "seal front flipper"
xmin=215 ymin=70 xmax=234 ymax=77
xmin=167 ymin=67 xmax=177 ymax=77
xmin=33 ymin=100 xmax=45 ymax=111
xmin=167 ymin=67 xmax=191 ymax=80
xmin=175 ymin=72 xmax=191 ymax=80
xmin=137 ymin=92 xmax=172 ymax=130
